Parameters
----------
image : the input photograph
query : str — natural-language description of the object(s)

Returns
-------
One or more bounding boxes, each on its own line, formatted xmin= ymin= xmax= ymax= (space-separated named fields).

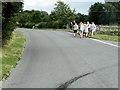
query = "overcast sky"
xmin=23 ymin=0 xmax=105 ymax=15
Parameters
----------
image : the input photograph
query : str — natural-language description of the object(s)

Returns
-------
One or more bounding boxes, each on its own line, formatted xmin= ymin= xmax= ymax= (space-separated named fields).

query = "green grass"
xmin=68 ymin=30 xmax=119 ymax=42
xmin=90 ymin=34 xmax=119 ymax=42
xmin=1 ymin=31 xmax=25 ymax=80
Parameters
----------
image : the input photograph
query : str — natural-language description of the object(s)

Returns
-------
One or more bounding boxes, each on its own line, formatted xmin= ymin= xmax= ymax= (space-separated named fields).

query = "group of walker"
xmin=70 ymin=21 xmax=96 ymax=38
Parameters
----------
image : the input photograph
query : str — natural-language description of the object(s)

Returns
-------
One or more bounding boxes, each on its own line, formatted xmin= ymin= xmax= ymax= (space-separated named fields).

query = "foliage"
xmin=19 ymin=10 xmax=50 ymax=28
xmin=0 ymin=2 xmax=2 ymax=22
xmin=108 ymin=2 xmax=120 ymax=24
xmin=17 ymin=1 xmax=119 ymax=29
xmin=88 ymin=2 xmax=119 ymax=25
xmin=89 ymin=2 xmax=105 ymax=24
xmin=51 ymin=1 xmax=75 ymax=28
xmin=18 ymin=1 xmax=75 ymax=29
xmin=75 ymin=13 xmax=89 ymax=23
xmin=2 ymin=2 xmax=23 ymax=46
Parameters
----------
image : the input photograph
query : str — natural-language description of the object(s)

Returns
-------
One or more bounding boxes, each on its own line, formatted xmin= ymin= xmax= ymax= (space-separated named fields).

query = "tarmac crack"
xmin=56 ymin=64 xmax=117 ymax=90
xmin=56 ymin=71 xmax=95 ymax=90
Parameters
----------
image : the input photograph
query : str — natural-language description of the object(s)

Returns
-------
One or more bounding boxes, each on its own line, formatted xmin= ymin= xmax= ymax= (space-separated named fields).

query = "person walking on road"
xmin=79 ymin=22 xmax=84 ymax=38
xmin=73 ymin=23 xmax=78 ymax=37
xmin=90 ymin=22 xmax=96 ymax=37
xmin=84 ymin=22 xmax=89 ymax=37
xmin=87 ymin=21 xmax=91 ymax=35
xmin=69 ymin=21 xmax=73 ymax=31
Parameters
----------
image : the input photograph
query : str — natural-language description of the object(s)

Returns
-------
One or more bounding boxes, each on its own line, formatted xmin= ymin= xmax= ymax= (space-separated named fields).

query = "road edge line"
xmin=91 ymin=38 xmax=120 ymax=48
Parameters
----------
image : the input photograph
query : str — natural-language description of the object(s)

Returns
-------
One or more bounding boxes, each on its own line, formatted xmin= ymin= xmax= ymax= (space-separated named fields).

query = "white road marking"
xmin=91 ymin=38 xmax=120 ymax=48
xmin=0 ymin=81 xmax=2 ymax=90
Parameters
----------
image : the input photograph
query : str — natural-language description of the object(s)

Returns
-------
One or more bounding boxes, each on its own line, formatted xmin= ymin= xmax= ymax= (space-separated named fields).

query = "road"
xmin=3 ymin=28 xmax=118 ymax=88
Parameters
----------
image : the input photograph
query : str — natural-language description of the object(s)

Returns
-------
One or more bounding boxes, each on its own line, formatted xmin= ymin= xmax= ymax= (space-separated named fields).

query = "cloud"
xmin=24 ymin=0 xmax=65 ymax=7
xmin=23 ymin=0 xmax=66 ymax=13
xmin=23 ymin=0 xmax=105 ymax=14
xmin=64 ymin=0 xmax=104 ymax=2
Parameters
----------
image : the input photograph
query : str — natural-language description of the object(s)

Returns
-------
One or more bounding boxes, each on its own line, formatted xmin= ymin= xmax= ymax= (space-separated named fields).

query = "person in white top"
xmin=84 ymin=22 xmax=89 ymax=37
xmin=87 ymin=21 xmax=91 ymax=35
xmin=79 ymin=22 xmax=84 ymax=38
xmin=90 ymin=22 xmax=96 ymax=37
xmin=73 ymin=23 xmax=78 ymax=37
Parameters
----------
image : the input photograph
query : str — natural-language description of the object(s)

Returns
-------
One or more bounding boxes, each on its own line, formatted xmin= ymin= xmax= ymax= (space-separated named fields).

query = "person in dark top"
xmin=69 ymin=21 xmax=73 ymax=31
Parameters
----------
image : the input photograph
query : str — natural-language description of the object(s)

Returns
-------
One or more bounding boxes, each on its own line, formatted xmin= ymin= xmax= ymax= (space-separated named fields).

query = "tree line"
xmin=18 ymin=1 xmax=119 ymax=29
xmin=2 ymin=1 xmax=119 ymax=45
xmin=18 ymin=1 xmax=75 ymax=29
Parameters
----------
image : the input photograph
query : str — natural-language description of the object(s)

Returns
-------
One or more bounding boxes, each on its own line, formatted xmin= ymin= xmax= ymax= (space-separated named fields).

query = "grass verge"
xmin=89 ymin=34 xmax=119 ymax=42
xmin=1 ymin=31 xmax=25 ymax=80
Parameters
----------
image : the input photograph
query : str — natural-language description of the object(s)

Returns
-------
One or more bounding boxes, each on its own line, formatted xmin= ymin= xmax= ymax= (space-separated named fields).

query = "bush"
xmin=52 ymin=21 xmax=60 ymax=29
xmin=2 ymin=19 xmax=16 ymax=45
xmin=19 ymin=21 xmax=66 ymax=29
xmin=47 ymin=21 xmax=53 ymax=28
xmin=2 ymin=2 xmax=23 ymax=46
xmin=37 ymin=22 xmax=47 ymax=28
xmin=24 ymin=23 xmax=35 ymax=28
xmin=37 ymin=21 xmax=64 ymax=29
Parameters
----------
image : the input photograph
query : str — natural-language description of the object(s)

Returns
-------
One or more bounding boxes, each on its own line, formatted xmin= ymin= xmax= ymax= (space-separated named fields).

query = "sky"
xmin=23 ymin=0 xmax=105 ymax=15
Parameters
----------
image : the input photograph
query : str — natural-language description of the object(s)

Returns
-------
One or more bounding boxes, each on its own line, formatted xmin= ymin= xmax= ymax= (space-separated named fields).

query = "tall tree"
xmin=88 ymin=2 xmax=105 ymax=24
xmin=106 ymin=1 xmax=120 ymax=24
xmin=50 ymin=0 xmax=75 ymax=28
xmin=104 ymin=3 xmax=116 ymax=24
xmin=75 ymin=13 xmax=89 ymax=23
xmin=2 ymin=2 xmax=23 ymax=45
xmin=31 ymin=10 xmax=49 ymax=23
xmin=88 ymin=2 xmax=118 ymax=25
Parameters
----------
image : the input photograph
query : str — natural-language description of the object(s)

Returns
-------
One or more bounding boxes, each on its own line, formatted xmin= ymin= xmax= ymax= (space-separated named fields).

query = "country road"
xmin=3 ymin=28 xmax=118 ymax=88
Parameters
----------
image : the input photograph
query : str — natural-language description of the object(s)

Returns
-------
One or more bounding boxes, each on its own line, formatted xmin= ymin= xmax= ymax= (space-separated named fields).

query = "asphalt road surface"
xmin=3 ymin=28 xmax=118 ymax=88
